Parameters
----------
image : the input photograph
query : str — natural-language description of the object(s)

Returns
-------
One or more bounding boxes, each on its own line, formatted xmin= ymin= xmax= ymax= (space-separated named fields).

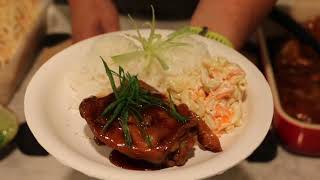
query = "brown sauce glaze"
xmin=109 ymin=150 xmax=164 ymax=170
xmin=80 ymin=80 xmax=222 ymax=170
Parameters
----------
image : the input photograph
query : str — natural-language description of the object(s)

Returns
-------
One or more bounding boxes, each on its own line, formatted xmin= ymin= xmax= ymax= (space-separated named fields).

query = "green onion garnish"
xmin=111 ymin=5 xmax=195 ymax=71
xmin=100 ymin=57 xmax=188 ymax=147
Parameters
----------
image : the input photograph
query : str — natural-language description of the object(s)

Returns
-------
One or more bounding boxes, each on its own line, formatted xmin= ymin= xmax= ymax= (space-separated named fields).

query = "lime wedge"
xmin=0 ymin=105 xmax=18 ymax=148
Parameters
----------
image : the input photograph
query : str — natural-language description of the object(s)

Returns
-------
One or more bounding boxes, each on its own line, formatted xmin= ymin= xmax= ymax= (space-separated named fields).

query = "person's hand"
xmin=69 ymin=0 xmax=120 ymax=43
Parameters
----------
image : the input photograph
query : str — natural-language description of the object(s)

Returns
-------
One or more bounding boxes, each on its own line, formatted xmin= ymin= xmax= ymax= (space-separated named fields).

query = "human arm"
xmin=191 ymin=0 xmax=277 ymax=49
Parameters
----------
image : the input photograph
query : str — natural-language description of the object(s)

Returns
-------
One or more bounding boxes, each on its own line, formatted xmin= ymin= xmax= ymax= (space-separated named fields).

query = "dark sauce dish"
xmin=259 ymin=17 xmax=320 ymax=156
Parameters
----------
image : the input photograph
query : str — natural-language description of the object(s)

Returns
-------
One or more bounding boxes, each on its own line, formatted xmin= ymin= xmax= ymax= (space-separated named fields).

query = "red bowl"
xmin=258 ymin=30 xmax=320 ymax=156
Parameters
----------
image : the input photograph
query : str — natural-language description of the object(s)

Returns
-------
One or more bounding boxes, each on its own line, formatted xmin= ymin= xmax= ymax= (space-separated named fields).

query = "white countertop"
xmin=1 ymin=3 xmax=320 ymax=180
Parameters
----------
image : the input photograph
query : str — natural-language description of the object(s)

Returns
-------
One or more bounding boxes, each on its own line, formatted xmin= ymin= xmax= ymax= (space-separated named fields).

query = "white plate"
xmin=25 ymin=30 xmax=273 ymax=180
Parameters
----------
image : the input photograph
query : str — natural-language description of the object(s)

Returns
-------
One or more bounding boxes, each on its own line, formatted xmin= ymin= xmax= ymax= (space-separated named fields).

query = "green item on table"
xmin=0 ymin=105 xmax=18 ymax=148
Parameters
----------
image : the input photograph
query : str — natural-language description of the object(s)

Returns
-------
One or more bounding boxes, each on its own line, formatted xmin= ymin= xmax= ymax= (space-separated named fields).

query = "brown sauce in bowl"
xmin=273 ymin=17 xmax=320 ymax=124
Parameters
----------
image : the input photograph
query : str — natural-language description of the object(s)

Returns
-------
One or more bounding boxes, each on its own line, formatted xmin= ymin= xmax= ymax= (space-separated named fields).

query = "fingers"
xmin=99 ymin=0 xmax=120 ymax=32
xmin=69 ymin=0 xmax=120 ymax=43
xmin=71 ymin=17 xmax=103 ymax=43
xmin=69 ymin=0 xmax=101 ymax=43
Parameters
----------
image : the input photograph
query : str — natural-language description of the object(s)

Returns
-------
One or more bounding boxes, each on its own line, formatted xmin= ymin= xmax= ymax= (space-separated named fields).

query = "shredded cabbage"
xmin=111 ymin=6 xmax=195 ymax=71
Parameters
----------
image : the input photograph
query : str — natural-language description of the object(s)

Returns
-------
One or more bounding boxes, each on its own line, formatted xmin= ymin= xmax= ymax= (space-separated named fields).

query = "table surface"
xmin=1 ymin=3 xmax=320 ymax=180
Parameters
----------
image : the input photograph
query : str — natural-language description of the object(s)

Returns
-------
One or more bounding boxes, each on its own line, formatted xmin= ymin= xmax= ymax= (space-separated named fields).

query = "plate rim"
xmin=25 ymin=29 xmax=274 ymax=180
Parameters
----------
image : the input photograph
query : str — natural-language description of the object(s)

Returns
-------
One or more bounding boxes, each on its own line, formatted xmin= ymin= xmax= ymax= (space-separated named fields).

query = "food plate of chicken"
xmin=79 ymin=67 xmax=222 ymax=169
xmin=24 ymin=26 xmax=273 ymax=179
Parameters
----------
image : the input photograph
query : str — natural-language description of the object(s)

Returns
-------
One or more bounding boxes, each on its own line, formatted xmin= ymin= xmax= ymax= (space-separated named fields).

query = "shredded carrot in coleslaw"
xmin=213 ymin=104 xmax=233 ymax=123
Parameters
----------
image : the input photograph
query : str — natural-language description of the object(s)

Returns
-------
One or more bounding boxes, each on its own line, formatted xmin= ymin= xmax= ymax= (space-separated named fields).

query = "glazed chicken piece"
xmin=79 ymin=82 xmax=221 ymax=167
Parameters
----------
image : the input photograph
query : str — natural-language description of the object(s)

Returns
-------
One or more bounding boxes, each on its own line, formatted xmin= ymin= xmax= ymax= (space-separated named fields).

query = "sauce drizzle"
xmin=109 ymin=150 xmax=164 ymax=171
